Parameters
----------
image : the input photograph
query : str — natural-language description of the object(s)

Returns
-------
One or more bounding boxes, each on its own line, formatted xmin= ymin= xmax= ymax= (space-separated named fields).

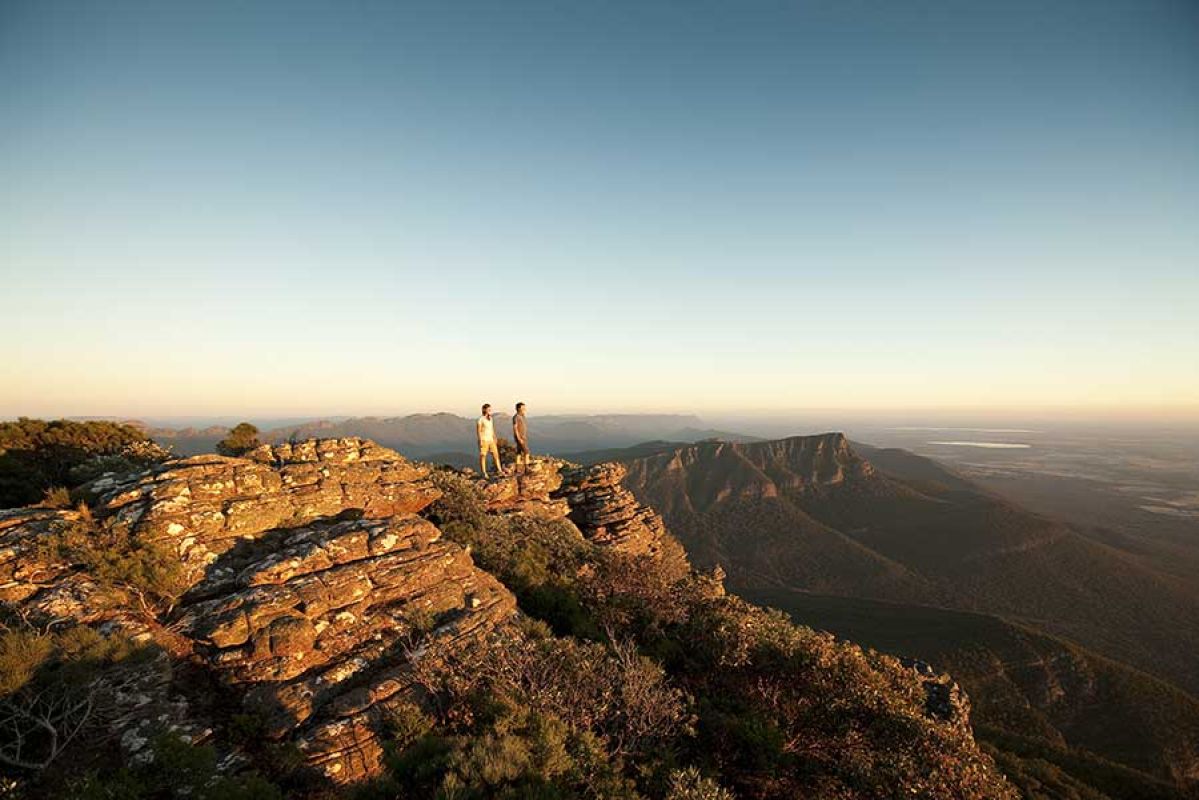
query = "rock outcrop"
xmin=477 ymin=458 xmax=570 ymax=517
xmin=1 ymin=507 xmax=84 ymax=604
xmin=85 ymin=438 xmax=439 ymax=583
xmin=1 ymin=439 xmax=517 ymax=784
xmin=174 ymin=513 xmax=516 ymax=781
xmin=901 ymin=658 xmax=973 ymax=732
xmin=553 ymin=462 xmax=689 ymax=575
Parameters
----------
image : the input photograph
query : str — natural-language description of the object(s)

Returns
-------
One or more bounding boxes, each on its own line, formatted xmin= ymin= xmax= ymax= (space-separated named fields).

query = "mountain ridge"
xmin=616 ymin=432 xmax=1199 ymax=795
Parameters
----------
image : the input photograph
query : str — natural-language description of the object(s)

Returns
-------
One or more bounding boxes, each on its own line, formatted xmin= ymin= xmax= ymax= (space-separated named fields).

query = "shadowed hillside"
xmin=622 ymin=434 xmax=1199 ymax=697
xmin=744 ymin=588 xmax=1199 ymax=795
xmin=619 ymin=433 xmax=1199 ymax=796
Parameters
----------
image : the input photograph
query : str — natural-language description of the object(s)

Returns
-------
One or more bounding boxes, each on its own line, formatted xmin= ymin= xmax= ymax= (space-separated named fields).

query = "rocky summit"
xmin=0 ymin=439 xmax=687 ymax=783
xmin=85 ymin=438 xmax=440 ymax=583
xmin=0 ymin=436 xmax=1018 ymax=799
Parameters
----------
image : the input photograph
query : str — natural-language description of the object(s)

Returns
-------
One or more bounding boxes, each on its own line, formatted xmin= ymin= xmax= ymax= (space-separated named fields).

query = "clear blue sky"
xmin=3 ymin=0 xmax=1197 ymax=418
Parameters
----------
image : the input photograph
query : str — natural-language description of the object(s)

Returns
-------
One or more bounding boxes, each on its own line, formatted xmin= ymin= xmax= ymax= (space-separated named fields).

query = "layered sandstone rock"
xmin=477 ymin=457 xmax=570 ymax=517
xmin=0 ymin=507 xmax=216 ymax=765
xmin=0 ymin=439 xmax=519 ymax=784
xmin=0 ymin=506 xmax=157 ymax=634
xmin=0 ymin=507 xmax=82 ymax=604
xmin=553 ymin=462 xmax=689 ymax=575
xmin=173 ymin=513 xmax=517 ymax=782
xmin=85 ymin=437 xmax=439 ymax=583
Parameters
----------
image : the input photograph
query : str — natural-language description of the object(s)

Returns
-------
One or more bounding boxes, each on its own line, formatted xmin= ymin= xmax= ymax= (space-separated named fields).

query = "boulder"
xmin=477 ymin=457 xmax=570 ymax=517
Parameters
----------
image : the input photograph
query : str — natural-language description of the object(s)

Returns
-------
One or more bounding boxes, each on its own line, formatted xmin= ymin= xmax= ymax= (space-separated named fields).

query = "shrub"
xmin=665 ymin=767 xmax=735 ymax=800
xmin=35 ymin=517 xmax=187 ymax=615
xmin=384 ymin=703 xmax=641 ymax=800
xmin=39 ymin=487 xmax=73 ymax=510
xmin=65 ymin=733 xmax=283 ymax=800
xmin=429 ymin=470 xmax=489 ymax=532
xmin=409 ymin=632 xmax=687 ymax=762
xmin=216 ymin=423 xmax=260 ymax=457
xmin=497 ymin=436 xmax=517 ymax=463
xmin=0 ymin=620 xmax=157 ymax=775
xmin=67 ymin=440 xmax=170 ymax=487
xmin=429 ymin=472 xmax=600 ymax=638
xmin=0 ymin=418 xmax=162 ymax=508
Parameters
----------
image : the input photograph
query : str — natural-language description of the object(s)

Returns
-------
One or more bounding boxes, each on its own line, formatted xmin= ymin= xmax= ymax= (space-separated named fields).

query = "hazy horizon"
xmin=4 ymin=1 xmax=1197 ymax=417
xmin=14 ymin=406 xmax=1199 ymax=433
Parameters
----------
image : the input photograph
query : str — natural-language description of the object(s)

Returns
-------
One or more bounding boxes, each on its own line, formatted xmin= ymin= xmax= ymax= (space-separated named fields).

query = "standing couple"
xmin=476 ymin=402 xmax=530 ymax=478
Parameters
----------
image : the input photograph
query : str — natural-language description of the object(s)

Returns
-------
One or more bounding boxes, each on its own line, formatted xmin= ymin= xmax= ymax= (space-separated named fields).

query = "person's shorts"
xmin=516 ymin=440 xmax=530 ymax=455
xmin=479 ymin=440 xmax=498 ymax=455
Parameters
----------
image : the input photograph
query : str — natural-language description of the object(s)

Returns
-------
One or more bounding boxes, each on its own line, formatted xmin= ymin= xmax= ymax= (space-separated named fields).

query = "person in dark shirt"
xmin=513 ymin=402 xmax=530 ymax=473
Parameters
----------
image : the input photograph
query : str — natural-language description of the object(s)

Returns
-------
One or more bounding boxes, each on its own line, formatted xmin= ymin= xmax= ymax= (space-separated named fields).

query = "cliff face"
xmin=553 ymin=462 xmax=690 ymax=577
xmin=0 ymin=437 xmax=1015 ymax=798
xmin=623 ymin=433 xmax=889 ymax=518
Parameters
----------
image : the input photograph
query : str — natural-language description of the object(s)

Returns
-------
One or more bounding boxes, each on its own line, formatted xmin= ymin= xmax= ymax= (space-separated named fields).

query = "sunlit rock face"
xmin=477 ymin=457 xmax=570 ymax=517
xmin=85 ymin=437 xmax=440 ymax=583
xmin=0 ymin=438 xmax=517 ymax=783
xmin=553 ymin=462 xmax=689 ymax=577
xmin=174 ymin=512 xmax=517 ymax=782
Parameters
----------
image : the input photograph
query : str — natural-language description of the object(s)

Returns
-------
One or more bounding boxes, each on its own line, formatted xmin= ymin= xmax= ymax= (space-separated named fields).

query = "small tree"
xmin=216 ymin=423 xmax=260 ymax=457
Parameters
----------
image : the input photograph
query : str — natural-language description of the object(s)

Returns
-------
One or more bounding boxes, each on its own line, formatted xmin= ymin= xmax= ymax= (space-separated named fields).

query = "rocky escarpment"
xmin=553 ymin=462 xmax=689 ymax=574
xmin=623 ymin=433 xmax=894 ymax=518
xmin=175 ymin=513 xmax=515 ymax=781
xmin=0 ymin=445 xmax=695 ymax=785
xmin=1 ymin=438 xmax=517 ymax=783
xmin=84 ymin=438 xmax=439 ymax=585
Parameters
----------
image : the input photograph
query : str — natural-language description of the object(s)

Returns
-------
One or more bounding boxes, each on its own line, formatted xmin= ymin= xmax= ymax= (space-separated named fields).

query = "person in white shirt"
xmin=476 ymin=403 xmax=504 ymax=478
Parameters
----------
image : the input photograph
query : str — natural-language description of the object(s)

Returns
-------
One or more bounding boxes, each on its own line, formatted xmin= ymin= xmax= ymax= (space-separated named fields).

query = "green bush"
xmin=35 ymin=516 xmax=187 ymax=615
xmin=0 ymin=620 xmax=158 ymax=779
xmin=66 ymin=733 xmax=283 ymax=800
xmin=429 ymin=472 xmax=599 ymax=639
xmin=383 ymin=703 xmax=640 ymax=800
xmin=665 ymin=767 xmax=735 ymax=800
xmin=0 ymin=418 xmax=165 ymax=508
xmin=216 ymin=423 xmax=261 ymax=457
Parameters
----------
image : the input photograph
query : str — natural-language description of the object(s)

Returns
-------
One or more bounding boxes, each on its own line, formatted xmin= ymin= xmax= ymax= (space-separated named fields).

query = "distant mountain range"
xmin=135 ymin=413 xmax=758 ymax=460
xmin=597 ymin=433 xmax=1199 ymax=796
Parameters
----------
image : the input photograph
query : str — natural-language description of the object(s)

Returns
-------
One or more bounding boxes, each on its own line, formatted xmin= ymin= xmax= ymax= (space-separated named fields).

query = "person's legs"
xmin=489 ymin=441 xmax=504 ymax=475
xmin=479 ymin=444 xmax=490 ymax=478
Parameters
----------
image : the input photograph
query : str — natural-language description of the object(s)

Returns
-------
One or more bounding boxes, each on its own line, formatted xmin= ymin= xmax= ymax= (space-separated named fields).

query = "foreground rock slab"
xmin=175 ymin=513 xmax=517 ymax=782
xmin=86 ymin=437 xmax=440 ymax=582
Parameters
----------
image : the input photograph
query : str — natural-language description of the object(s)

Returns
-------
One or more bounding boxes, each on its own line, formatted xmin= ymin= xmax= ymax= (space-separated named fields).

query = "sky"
xmin=3 ymin=0 xmax=1198 ymax=420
